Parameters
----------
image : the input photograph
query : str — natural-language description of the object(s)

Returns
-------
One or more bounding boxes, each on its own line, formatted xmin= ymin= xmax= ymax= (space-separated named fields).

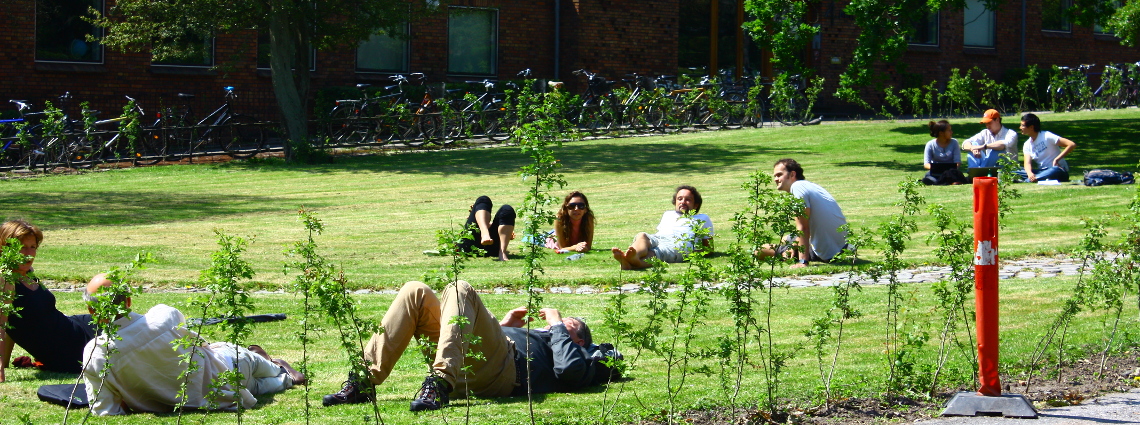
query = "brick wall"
xmin=0 ymin=0 xmax=678 ymax=123
xmin=812 ymin=0 xmax=1140 ymax=112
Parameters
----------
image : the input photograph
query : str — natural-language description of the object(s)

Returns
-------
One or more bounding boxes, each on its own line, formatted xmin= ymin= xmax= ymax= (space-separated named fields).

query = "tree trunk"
xmin=268 ymin=2 xmax=311 ymax=162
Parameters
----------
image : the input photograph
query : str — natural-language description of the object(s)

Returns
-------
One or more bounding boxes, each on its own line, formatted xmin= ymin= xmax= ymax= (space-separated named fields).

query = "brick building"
xmin=0 ymin=0 xmax=679 ymax=122
xmin=3 ymin=0 xmax=1138 ymax=121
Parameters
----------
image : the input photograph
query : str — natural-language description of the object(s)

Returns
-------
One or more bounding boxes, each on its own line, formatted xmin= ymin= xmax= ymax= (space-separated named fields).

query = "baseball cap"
xmin=980 ymin=109 xmax=1000 ymax=124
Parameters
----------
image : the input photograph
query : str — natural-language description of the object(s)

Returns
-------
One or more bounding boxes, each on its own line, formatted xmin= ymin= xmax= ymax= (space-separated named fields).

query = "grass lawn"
xmin=1 ymin=275 xmax=1134 ymax=424
xmin=3 ymin=108 xmax=1139 ymax=289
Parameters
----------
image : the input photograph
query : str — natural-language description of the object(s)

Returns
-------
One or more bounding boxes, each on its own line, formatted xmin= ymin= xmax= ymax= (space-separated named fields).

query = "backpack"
xmin=1083 ymin=169 xmax=1135 ymax=186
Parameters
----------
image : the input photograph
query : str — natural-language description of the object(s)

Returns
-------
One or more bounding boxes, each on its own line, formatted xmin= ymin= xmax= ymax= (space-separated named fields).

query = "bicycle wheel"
xmin=223 ymin=114 xmax=266 ymax=159
xmin=328 ymin=105 xmax=367 ymax=145
xmin=132 ymin=128 xmax=167 ymax=165
xmin=485 ymin=103 xmax=514 ymax=141
xmin=70 ymin=133 xmax=102 ymax=169
xmin=773 ymin=93 xmax=810 ymax=126
xmin=720 ymin=93 xmax=747 ymax=130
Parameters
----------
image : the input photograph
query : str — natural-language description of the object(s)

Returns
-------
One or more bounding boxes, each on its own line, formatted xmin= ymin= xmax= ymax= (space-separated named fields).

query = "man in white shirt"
xmin=961 ymin=109 xmax=1018 ymax=168
xmin=81 ymin=274 xmax=305 ymax=416
xmin=612 ymin=185 xmax=714 ymax=270
xmin=762 ymin=159 xmax=849 ymax=269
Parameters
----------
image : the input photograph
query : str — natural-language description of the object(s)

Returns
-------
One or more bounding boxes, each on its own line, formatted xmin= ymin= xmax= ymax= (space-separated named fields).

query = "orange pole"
xmin=973 ymin=177 xmax=1002 ymax=396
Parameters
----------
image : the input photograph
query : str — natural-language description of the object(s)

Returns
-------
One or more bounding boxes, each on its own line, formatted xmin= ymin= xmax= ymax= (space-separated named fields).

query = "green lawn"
xmin=3 ymin=108 xmax=1139 ymax=289
xmin=2 ymin=109 xmax=1139 ymax=424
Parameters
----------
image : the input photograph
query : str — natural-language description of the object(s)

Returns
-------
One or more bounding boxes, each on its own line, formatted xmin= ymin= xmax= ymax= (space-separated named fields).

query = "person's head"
xmin=84 ymin=273 xmax=132 ymax=318
xmin=980 ymin=109 xmax=1002 ymax=133
xmin=672 ymin=185 xmax=702 ymax=214
xmin=1 ymin=220 xmax=43 ymax=276
xmin=563 ymin=317 xmax=592 ymax=347
xmin=1020 ymin=113 xmax=1042 ymax=134
xmin=928 ymin=120 xmax=952 ymax=139
xmin=558 ymin=191 xmax=593 ymax=223
xmin=773 ymin=158 xmax=804 ymax=192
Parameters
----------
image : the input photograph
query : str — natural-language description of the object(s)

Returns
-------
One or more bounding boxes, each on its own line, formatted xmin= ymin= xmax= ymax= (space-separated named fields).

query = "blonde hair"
xmin=0 ymin=220 xmax=43 ymax=246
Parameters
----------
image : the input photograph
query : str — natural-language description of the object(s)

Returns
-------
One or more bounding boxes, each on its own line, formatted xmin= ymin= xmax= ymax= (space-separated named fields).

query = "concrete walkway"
xmin=916 ymin=388 xmax=1140 ymax=424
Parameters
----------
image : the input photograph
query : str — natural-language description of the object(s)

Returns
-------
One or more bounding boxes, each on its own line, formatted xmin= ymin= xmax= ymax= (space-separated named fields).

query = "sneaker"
xmin=322 ymin=372 xmax=374 ymax=406
xmin=409 ymin=375 xmax=451 ymax=412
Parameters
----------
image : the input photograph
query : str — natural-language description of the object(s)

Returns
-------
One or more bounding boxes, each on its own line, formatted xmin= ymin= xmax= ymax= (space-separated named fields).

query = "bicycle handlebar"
xmin=517 ymin=69 xmax=532 ymax=77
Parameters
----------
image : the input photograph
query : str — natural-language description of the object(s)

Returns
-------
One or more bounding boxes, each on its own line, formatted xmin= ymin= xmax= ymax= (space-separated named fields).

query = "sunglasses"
xmin=567 ymin=202 xmax=587 ymax=210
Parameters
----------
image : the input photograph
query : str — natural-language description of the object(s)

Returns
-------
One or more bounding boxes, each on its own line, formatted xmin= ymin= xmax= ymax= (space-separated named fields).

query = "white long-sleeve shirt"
xmin=82 ymin=304 xmax=256 ymax=416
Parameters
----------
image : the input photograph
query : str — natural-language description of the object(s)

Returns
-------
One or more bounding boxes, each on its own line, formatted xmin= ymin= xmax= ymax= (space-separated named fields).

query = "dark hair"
xmin=928 ymin=120 xmax=951 ymax=137
xmin=774 ymin=158 xmax=805 ymax=181
xmin=556 ymin=191 xmax=595 ymax=244
xmin=673 ymin=185 xmax=702 ymax=213
xmin=570 ymin=317 xmax=592 ymax=346
xmin=1021 ymin=113 xmax=1041 ymax=133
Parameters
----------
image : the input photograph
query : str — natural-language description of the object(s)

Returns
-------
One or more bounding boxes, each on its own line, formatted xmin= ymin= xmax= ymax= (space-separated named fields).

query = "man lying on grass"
xmin=81 ymin=274 xmax=306 ymax=415
xmin=323 ymin=280 xmax=622 ymax=411
xmin=611 ymin=185 xmax=714 ymax=270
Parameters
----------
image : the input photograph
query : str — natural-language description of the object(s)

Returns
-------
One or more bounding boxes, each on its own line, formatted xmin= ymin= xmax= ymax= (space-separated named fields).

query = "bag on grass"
xmin=1083 ymin=169 xmax=1135 ymax=186
xmin=37 ymin=383 xmax=88 ymax=408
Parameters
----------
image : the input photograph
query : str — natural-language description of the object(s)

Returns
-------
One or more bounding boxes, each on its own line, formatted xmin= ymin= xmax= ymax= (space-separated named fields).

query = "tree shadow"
xmin=833 ymin=159 xmax=919 ymax=173
xmin=0 ymin=191 xmax=286 ymax=229
xmin=226 ymin=140 xmax=804 ymax=177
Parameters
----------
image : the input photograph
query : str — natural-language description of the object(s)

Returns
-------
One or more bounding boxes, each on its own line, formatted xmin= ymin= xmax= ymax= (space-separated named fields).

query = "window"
xmin=257 ymin=31 xmax=317 ymax=71
xmin=909 ymin=12 xmax=939 ymax=45
xmin=152 ymin=36 xmax=214 ymax=67
xmin=356 ymin=28 xmax=409 ymax=73
xmin=1094 ymin=0 xmax=1121 ymax=34
xmin=963 ymin=0 xmax=995 ymax=47
xmin=1042 ymin=0 xmax=1072 ymax=32
xmin=35 ymin=0 xmax=104 ymax=62
xmin=448 ymin=7 xmax=497 ymax=75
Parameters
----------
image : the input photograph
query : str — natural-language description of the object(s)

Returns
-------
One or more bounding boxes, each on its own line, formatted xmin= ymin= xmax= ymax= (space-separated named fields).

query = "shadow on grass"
xmin=0 ymin=191 xmax=286 ymax=229
xmin=228 ymin=141 xmax=795 ymax=176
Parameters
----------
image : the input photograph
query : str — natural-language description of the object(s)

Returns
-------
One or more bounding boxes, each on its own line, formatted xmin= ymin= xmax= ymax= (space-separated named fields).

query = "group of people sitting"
xmin=922 ymin=109 xmax=1077 ymax=185
xmin=1 ymin=157 xmax=855 ymax=416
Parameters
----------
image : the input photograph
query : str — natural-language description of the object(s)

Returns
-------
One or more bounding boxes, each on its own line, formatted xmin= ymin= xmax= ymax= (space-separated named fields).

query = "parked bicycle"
xmin=162 ymin=86 xmax=266 ymax=160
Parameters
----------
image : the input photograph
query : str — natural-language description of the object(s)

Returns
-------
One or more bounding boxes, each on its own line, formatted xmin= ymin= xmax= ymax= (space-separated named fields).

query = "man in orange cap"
xmin=961 ymin=109 xmax=1018 ymax=169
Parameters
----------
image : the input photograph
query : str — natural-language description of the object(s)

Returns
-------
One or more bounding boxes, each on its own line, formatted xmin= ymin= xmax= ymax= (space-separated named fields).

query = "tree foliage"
xmin=91 ymin=0 xmax=435 ymax=161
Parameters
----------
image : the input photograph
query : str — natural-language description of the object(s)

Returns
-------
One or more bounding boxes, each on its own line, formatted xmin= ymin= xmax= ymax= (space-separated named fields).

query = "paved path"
xmin=915 ymin=388 xmax=1140 ymax=424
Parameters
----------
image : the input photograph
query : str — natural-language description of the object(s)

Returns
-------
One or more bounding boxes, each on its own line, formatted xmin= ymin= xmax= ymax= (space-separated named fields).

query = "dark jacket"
xmin=501 ymin=323 xmax=612 ymax=396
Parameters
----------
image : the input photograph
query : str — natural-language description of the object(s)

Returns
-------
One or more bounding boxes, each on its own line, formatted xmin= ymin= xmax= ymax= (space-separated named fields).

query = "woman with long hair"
xmin=0 ymin=219 xmax=96 ymax=382
xmin=551 ymin=191 xmax=595 ymax=253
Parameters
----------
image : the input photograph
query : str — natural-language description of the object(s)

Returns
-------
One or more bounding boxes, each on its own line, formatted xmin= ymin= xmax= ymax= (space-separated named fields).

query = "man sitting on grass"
xmin=611 ymin=185 xmax=714 ymax=270
xmin=322 ymin=280 xmax=621 ymax=411
xmin=81 ymin=274 xmax=306 ymax=416
xmin=759 ymin=158 xmax=850 ymax=268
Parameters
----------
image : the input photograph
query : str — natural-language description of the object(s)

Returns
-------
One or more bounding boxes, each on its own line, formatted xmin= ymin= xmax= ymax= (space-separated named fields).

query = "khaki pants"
xmin=363 ymin=281 xmax=517 ymax=398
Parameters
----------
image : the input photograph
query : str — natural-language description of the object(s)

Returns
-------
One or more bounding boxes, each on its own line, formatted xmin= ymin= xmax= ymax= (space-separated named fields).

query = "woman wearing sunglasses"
xmin=551 ymin=191 xmax=595 ymax=253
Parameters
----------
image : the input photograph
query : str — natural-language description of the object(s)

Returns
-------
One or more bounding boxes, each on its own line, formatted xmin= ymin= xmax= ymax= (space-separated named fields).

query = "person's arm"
xmin=499 ymin=307 xmax=530 ymax=328
xmin=0 ymin=278 xmax=12 ymax=382
xmin=546 ymin=320 xmax=596 ymax=390
xmin=1054 ymin=137 xmax=1076 ymax=167
xmin=790 ymin=209 xmax=811 ymax=269
xmin=1024 ymin=155 xmax=1037 ymax=182
xmin=553 ymin=219 xmax=569 ymax=251
xmin=961 ymin=132 xmax=983 ymax=155
xmin=581 ymin=219 xmax=594 ymax=252
xmin=923 ymin=142 xmax=933 ymax=169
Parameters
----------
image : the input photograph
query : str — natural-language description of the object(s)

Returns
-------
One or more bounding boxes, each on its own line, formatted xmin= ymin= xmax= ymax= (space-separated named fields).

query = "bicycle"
xmin=162 ymin=86 xmax=266 ymax=160
xmin=71 ymin=96 xmax=166 ymax=167
xmin=573 ymin=69 xmax=620 ymax=136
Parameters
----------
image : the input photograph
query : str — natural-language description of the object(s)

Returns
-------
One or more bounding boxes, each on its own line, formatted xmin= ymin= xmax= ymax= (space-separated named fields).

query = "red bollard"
xmin=973 ymin=177 xmax=1001 ymax=396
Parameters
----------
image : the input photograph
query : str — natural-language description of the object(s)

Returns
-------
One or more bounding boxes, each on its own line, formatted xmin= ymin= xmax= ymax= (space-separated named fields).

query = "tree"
xmin=92 ymin=0 xmax=435 ymax=161
xmin=1108 ymin=0 xmax=1140 ymax=46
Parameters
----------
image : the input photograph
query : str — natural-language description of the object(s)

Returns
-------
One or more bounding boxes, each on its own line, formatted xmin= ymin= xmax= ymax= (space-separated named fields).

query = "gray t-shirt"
xmin=924 ymin=138 xmax=960 ymax=164
xmin=790 ymin=180 xmax=848 ymax=261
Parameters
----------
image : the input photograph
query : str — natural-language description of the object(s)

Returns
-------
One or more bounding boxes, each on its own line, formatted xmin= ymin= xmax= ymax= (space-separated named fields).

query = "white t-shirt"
xmin=654 ymin=210 xmax=714 ymax=251
xmin=790 ymin=180 xmax=848 ymax=261
xmin=962 ymin=126 xmax=1019 ymax=165
xmin=1023 ymin=130 xmax=1069 ymax=171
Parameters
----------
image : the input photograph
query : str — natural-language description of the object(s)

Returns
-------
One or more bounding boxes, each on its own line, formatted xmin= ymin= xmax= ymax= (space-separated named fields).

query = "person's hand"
xmin=539 ymin=308 xmax=562 ymax=327
xmin=499 ymin=306 xmax=530 ymax=328
xmin=571 ymin=242 xmax=588 ymax=253
xmin=971 ymin=147 xmax=983 ymax=157
xmin=1027 ymin=171 xmax=1037 ymax=182
xmin=1052 ymin=157 xmax=1062 ymax=168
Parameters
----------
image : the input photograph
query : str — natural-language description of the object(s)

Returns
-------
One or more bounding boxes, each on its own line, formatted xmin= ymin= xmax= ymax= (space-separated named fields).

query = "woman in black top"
xmin=0 ymin=220 xmax=96 ymax=382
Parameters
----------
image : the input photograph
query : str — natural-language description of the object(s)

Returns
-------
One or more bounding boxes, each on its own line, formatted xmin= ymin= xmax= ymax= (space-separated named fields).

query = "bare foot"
xmin=498 ymin=251 xmax=510 ymax=261
xmin=480 ymin=231 xmax=494 ymax=245
xmin=624 ymin=247 xmax=645 ymax=269
xmin=612 ymin=248 xmax=631 ymax=270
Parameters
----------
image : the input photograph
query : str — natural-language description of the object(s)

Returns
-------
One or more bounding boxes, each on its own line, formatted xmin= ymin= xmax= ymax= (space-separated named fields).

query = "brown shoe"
xmin=272 ymin=358 xmax=307 ymax=387
xmin=322 ymin=373 xmax=374 ymax=407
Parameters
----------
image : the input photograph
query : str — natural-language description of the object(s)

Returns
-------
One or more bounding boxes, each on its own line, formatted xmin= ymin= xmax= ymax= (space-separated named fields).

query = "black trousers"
xmin=459 ymin=196 xmax=516 ymax=257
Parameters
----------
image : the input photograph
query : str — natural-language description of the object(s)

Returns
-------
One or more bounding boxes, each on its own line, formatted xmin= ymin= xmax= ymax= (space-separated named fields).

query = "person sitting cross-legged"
xmin=81 ymin=274 xmax=306 ymax=416
xmin=321 ymin=280 xmax=621 ymax=411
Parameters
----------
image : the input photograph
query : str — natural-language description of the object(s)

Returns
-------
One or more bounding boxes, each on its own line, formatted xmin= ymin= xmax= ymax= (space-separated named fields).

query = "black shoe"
xmin=409 ymin=375 xmax=451 ymax=412
xmin=322 ymin=372 xmax=374 ymax=407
